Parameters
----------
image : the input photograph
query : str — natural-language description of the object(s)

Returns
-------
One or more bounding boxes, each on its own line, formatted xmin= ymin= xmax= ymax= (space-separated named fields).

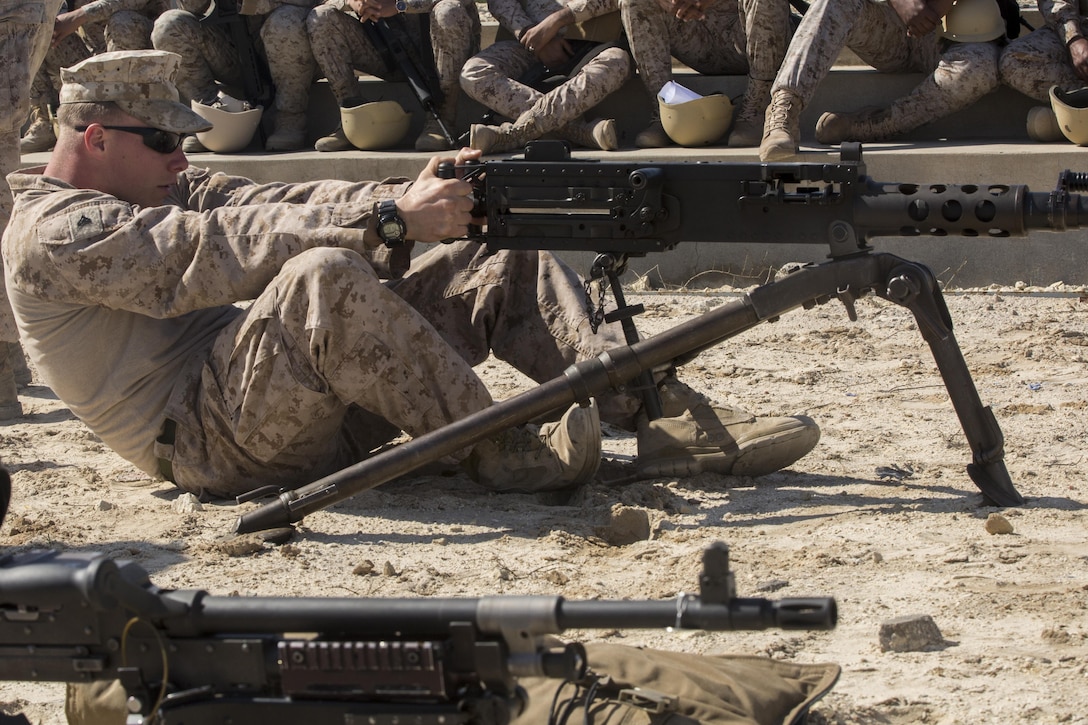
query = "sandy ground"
xmin=1 ymin=279 xmax=1087 ymax=724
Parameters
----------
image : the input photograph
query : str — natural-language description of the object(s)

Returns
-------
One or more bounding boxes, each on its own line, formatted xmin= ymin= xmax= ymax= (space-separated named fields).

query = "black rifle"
xmin=0 ymin=543 xmax=834 ymax=724
xmin=234 ymin=141 xmax=1088 ymax=534
xmin=363 ymin=15 xmax=457 ymax=147
xmin=201 ymin=0 xmax=275 ymax=110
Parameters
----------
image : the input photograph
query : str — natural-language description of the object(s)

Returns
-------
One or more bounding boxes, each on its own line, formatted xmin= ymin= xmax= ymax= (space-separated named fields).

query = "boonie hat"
xmin=59 ymin=50 xmax=212 ymax=134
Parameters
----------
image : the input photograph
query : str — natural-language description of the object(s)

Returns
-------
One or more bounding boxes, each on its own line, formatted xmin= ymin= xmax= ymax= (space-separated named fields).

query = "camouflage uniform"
xmin=1 ymin=0 xmax=65 ymax=417
xmin=763 ymin=0 xmax=1001 ymax=157
xmin=64 ymin=0 xmax=172 ymax=52
xmin=306 ymin=0 xmax=481 ymax=141
xmin=619 ymin=0 xmax=793 ymax=145
xmin=23 ymin=0 xmax=169 ymax=149
xmin=459 ymin=0 xmax=629 ymax=150
xmin=4 ymin=163 xmax=644 ymax=498
xmin=152 ymin=0 xmax=319 ymax=147
xmin=1000 ymin=0 xmax=1084 ymax=101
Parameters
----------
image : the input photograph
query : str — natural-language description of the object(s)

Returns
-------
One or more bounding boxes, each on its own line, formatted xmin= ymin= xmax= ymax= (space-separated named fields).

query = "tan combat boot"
xmin=815 ymin=106 xmax=896 ymax=145
xmin=315 ymin=125 xmax=353 ymax=152
xmin=632 ymin=378 xmax=820 ymax=479
xmin=468 ymin=117 xmax=544 ymax=155
xmin=559 ymin=118 xmax=619 ymax=150
xmin=634 ymin=119 xmax=671 ymax=148
xmin=727 ymin=78 xmax=772 ymax=148
xmin=182 ymin=135 xmax=206 ymax=154
xmin=5 ymin=342 xmax=31 ymax=387
xmin=759 ymin=89 xmax=804 ymax=162
xmin=20 ymin=103 xmax=56 ymax=154
xmin=265 ymin=111 xmax=308 ymax=152
xmin=415 ymin=115 xmax=457 ymax=152
xmin=0 ymin=348 xmax=22 ymax=421
xmin=466 ymin=400 xmax=602 ymax=492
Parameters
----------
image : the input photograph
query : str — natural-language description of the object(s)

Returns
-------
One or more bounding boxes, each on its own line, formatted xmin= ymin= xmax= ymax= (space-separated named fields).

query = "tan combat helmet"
xmin=190 ymin=93 xmax=264 ymax=153
xmin=342 ymin=101 xmax=411 ymax=151
xmin=1049 ymin=85 xmax=1088 ymax=145
xmin=659 ymin=94 xmax=733 ymax=147
xmin=940 ymin=0 xmax=1005 ymax=42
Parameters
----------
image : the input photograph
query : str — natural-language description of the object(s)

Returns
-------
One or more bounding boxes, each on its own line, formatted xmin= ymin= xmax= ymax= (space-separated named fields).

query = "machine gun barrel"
xmin=469 ymin=142 xmax=1088 ymax=258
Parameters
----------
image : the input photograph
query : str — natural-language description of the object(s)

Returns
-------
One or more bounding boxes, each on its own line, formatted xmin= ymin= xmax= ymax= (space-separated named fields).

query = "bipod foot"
xmin=968 ymin=461 xmax=1024 ymax=507
xmin=878 ymin=256 xmax=1024 ymax=506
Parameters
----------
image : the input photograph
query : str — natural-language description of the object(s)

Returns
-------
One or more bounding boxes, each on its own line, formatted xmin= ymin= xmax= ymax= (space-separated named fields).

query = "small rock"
xmin=172 ymin=493 xmax=203 ymax=514
xmin=985 ymin=513 xmax=1014 ymax=535
xmin=352 ymin=560 xmax=375 ymax=576
xmin=96 ymin=500 xmax=114 ymax=511
xmin=382 ymin=561 xmax=397 ymax=576
xmin=879 ymin=614 xmax=946 ymax=652
xmin=218 ymin=536 xmax=263 ymax=557
xmin=755 ymin=579 xmax=789 ymax=593
xmin=597 ymin=504 xmax=651 ymax=546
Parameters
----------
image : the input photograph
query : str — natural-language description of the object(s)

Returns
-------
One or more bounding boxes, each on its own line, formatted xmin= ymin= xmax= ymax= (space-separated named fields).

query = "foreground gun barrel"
xmin=0 ymin=548 xmax=835 ymax=696
xmin=168 ymin=593 xmax=836 ymax=636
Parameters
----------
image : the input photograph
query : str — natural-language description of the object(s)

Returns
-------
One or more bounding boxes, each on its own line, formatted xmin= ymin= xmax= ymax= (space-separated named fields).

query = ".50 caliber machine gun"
xmin=0 ymin=541 xmax=834 ymax=724
xmin=234 ymin=141 xmax=1088 ymax=535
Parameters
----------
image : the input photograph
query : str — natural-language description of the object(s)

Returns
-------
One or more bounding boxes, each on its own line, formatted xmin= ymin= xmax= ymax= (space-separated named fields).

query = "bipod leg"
xmin=877 ymin=258 xmax=1024 ymax=506
xmin=592 ymin=253 xmax=663 ymax=420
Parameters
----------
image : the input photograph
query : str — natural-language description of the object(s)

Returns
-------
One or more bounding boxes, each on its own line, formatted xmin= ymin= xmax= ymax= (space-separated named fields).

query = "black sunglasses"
xmin=74 ymin=125 xmax=187 ymax=154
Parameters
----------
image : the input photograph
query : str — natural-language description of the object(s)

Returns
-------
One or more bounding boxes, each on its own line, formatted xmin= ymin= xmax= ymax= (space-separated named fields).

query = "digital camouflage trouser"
xmin=162 ymin=242 xmax=641 ymax=498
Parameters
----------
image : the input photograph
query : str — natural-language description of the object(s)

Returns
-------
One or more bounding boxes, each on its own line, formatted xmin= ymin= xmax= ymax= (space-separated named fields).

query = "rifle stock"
xmin=0 ymin=539 xmax=834 ymax=724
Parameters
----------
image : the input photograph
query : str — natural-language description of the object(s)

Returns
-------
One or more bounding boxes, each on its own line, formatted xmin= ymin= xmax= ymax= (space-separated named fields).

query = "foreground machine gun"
xmin=235 ymin=142 xmax=1088 ymax=534
xmin=0 ymin=544 xmax=834 ymax=724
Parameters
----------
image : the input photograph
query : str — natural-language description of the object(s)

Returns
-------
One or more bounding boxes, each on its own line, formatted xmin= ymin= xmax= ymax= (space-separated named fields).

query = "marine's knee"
xmin=281 ymin=247 xmax=375 ymax=283
xmin=151 ymin=8 xmax=199 ymax=48
xmin=306 ymin=3 xmax=339 ymax=34
xmin=262 ymin=4 xmax=308 ymax=43
xmin=459 ymin=54 xmax=495 ymax=93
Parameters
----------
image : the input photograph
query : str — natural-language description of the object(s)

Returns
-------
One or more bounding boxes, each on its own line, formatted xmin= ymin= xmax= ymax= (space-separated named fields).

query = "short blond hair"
xmin=56 ymin=101 xmax=127 ymax=129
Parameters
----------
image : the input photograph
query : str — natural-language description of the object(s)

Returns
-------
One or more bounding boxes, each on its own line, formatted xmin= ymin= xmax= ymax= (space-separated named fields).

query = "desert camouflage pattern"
xmin=58 ymin=50 xmax=213 ymax=132
xmin=4 ymin=165 xmax=640 ymax=498
xmin=620 ymin=0 xmax=792 ymax=103
xmin=999 ymin=0 xmax=1085 ymax=101
xmin=152 ymin=0 xmax=319 ymax=117
xmin=459 ymin=39 xmax=630 ymax=132
xmin=28 ymin=30 xmax=95 ymax=119
xmin=70 ymin=0 xmax=171 ymax=51
xmin=308 ymin=0 xmax=481 ymax=121
xmin=459 ymin=0 xmax=628 ymax=132
xmin=1 ymin=0 xmax=65 ymax=344
xmin=773 ymin=0 xmax=1000 ymax=136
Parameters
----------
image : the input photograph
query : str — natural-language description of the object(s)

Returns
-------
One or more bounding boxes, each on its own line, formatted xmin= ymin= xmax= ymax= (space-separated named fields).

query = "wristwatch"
xmin=395 ymin=0 xmax=407 ymax=11
xmin=376 ymin=199 xmax=407 ymax=248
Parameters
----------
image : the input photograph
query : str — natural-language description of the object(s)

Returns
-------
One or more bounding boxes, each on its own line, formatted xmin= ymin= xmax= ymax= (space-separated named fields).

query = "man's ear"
xmin=81 ymin=124 xmax=108 ymax=154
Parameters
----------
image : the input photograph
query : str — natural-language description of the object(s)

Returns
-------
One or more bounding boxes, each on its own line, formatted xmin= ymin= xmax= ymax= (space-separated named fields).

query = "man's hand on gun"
xmin=398 ymin=148 xmax=484 ymax=242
